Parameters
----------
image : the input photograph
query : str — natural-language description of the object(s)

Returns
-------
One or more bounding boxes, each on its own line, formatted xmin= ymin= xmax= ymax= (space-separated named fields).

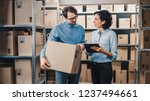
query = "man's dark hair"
xmin=94 ymin=10 xmax=112 ymax=29
xmin=62 ymin=6 xmax=77 ymax=18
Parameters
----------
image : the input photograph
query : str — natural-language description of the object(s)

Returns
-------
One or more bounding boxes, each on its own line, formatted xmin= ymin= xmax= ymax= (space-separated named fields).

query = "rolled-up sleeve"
xmin=110 ymin=32 xmax=118 ymax=60
xmin=40 ymin=26 xmax=58 ymax=59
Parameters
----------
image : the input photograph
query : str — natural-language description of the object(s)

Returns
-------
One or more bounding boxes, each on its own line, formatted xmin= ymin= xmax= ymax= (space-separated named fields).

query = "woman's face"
xmin=93 ymin=14 xmax=105 ymax=29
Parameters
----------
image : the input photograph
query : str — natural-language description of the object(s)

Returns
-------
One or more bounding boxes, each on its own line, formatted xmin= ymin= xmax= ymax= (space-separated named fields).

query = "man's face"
xmin=65 ymin=12 xmax=78 ymax=24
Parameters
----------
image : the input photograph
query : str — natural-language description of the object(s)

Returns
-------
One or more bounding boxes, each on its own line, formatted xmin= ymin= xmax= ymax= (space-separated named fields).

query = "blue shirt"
xmin=40 ymin=21 xmax=85 ymax=58
xmin=90 ymin=29 xmax=117 ymax=63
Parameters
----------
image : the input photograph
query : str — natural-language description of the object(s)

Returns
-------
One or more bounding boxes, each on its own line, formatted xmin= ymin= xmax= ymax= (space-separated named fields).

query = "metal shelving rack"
xmin=137 ymin=0 xmax=150 ymax=84
xmin=0 ymin=0 xmax=46 ymax=84
xmin=58 ymin=0 xmax=139 ymax=83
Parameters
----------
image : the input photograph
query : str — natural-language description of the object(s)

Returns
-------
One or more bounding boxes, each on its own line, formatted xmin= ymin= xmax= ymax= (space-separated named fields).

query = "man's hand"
xmin=40 ymin=58 xmax=51 ymax=69
xmin=77 ymin=44 xmax=84 ymax=52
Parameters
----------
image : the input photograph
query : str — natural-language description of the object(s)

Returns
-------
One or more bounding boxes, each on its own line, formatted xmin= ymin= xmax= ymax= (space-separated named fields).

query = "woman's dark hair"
xmin=94 ymin=10 xmax=112 ymax=29
xmin=62 ymin=6 xmax=77 ymax=18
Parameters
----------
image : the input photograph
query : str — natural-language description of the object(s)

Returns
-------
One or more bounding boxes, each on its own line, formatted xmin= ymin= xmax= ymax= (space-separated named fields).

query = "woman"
xmin=88 ymin=10 xmax=117 ymax=84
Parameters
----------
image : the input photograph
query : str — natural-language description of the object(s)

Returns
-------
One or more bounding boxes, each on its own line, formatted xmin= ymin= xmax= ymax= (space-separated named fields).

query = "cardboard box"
xmin=0 ymin=66 xmax=14 ymax=84
xmin=129 ymin=60 xmax=135 ymax=71
xmin=0 ymin=31 xmax=26 ymax=55
xmin=117 ymin=47 xmax=128 ymax=60
xmin=85 ymin=31 xmax=92 ymax=43
xmin=110 ymin=14 xmax=117 ymax=28
xmin=140 ymin=0 xmax=150 ymax=5
xmin=45 ymin=41 xmax=82 ymax=74
xmin=128 ymin=71 xmax=136 ymax=84
xmin=86 ymin=69 xmax=92 ymax=82
xmin=114 ymin=4 xmax=124 ymax=12
xmin=142 ymin=9 xmax=150 ymax=27
xmin=80 ymin=64 xmax=87 ymax=82
xmin=127 ymin=4 xmax=136 ymax=12
xmin=45 ymin=0 xmax=57 ymax=6
xmin=45 ymin=10 xmax=57 ymax=27
xmin=73 ymin=5 xmax=83 ymax=13
xmin=81 ymin=50 xmax=87 ymax=60
xmin=115 ymin=70 xmax=127 ymax=84
xmin=15 ymin=59 xmax=41 ymax=84
xmin=141 ymin=30 xmax=150 ymax=49
xmin=18 ymin=33 xmax=43 ymax=56
xmin=77 ymin=15 xmax=85 ymax=28
xmin=86 ymin=5 xmax=98 ymax=12
xmin=101 ymin=5 xmax=113 ymax=12
xmin=140 ymin=52 xmax=150 ymax=70
xmin=130 ymin=48 xmax=137 ymax=61
xmin=118 ymin=34 xmax=128 ymax=44
xmin=119 ymin=18 xmax=130 ymax=28
xmin=130 ymin=32 xmax=138 ymax=45
xmin=140 ymin=70 xmax=150 ymax=84
xmin=86 ymin=15 xmax=95 ymax=29
xmin=130 ymin=14 xmax=136 ymax=28
xmin=112 ymin=61 xmax=121 ymax=70
xmin=14 ymin=0 xmax=43 ymax=25
xmin=0 ymin=0 xmax=13 ymax=24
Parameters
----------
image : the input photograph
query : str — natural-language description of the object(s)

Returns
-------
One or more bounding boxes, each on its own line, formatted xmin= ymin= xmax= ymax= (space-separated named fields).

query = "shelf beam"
xmin=59 ymin=0 xmax=138 ymax=5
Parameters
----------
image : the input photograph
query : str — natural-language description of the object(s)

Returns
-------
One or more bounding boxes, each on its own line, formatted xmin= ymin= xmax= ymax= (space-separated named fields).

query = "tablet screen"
xmin=84 ymin=43 xmax=100 ymax=53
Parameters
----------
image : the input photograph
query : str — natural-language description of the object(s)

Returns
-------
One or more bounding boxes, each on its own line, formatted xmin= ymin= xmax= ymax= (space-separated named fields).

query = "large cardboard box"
xmin=45 ymin=41 xmax=82 ymax=74
xmin=86 ymin=5 xmax=98 ymax=12
xmin=141 ymin=30 xmax=150 ymax=49
xmin=45 ymin=10 xmax=57 ymax=27
xmin=117 ymin=47 xmax=128 ymax=60
xmin=86 ymin=69 xmax=92 ymax=82
xmin=18 ymin=33 xmax=43 ymax=56
xmin=15 ymin=59 xmax=41 ymax=84
xmin=0 ymin=31 xmax=26 ymax=55
xmin=140 ymin=52 xmax=150 ymax=70
xmin=128 ymin=71 xmax=136 ymax=84
xmin=118 ymin=34 xmax=128 ymax=44
xmin=0 ymin=66 xmax=14 ymax=84
xmin=112 ymin=61 xmax=121 ymax=70
xmin=130 ymin=32 xmax=138 ymax=45
xmin=0 ymin=0 xmax=13 ymax=24
xmin=77 ymin=15 xmax=85 ymax=28
xmin=142 ymin=9 xmax=150 ymax=27
xmin=101 ymin=5 xmax=113 ymax=12
xmin=110 ymin=14 xmax=117 ymax=28
xmin=115 ymin=70 xmax=127 ymax=84
xmin=86 ymin=15 xmax=95 ymax=29
xmin=14 ymin=0 xmax=43 ymax=25
xmin=141 ymin=0 xmax=150 ymax=5
xmin=45 ymin=0 xmax=57 ymax=6
xmin=80 ymin=64 xmax=87 ymax=82
xmin=127 ymin=4 xmax=136 ymax=12
xmin=114 ymin=4 xmax=124 ymax=12
xmin=140 ymin=70 xmax=150 ymax=84
xmin=119 ymin=18 xmax=130 ymax=28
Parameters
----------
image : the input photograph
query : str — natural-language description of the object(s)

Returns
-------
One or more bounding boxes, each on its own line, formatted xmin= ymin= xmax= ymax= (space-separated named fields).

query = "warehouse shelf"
xmin=0 ymin=0 xmax=46 ymax=84
xmin=77 ymin=11 xmax=138 ymax=15
xmin=0 ymin=24 xmax=44 ymax=31
xmin=141 ymin=27 xmax=150 ymax=30
xmin=85 ymin=28 xmax=138 ymax=31
xmin=59 ymin=0 xmax=137 ymax=5
xmin=137 ymin=1 xmax=150 ymax=84
xmin=117 ymin=44 xmax=138 ymax=47
xmin=140 ymin=49 xmax=150 ymax=52
xmin=0 ymin=55 xmax=40 ymax=59
xmin=42 ymin=6 xmax=57 ymax=10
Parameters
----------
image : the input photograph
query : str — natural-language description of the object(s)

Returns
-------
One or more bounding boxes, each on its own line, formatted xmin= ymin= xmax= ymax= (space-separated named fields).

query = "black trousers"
xmin=91 ymin=62 xmax=113 ymax=84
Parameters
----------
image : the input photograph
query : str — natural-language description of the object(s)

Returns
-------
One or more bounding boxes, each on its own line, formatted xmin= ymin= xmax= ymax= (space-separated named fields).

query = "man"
xmin=40 ymin=6 xmax=85 ymax=84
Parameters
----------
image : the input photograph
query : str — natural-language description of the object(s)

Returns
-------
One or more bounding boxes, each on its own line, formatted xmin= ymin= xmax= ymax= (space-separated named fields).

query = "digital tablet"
xmin=84 ymin=43 xmax=100 ymax=53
